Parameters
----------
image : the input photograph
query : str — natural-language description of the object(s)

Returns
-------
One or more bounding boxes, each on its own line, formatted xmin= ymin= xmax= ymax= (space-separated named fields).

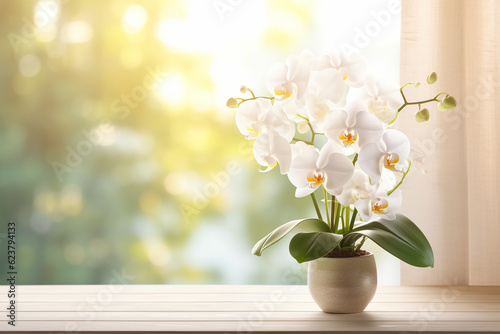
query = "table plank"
xmin=1 ymin=285 xmax=499 ymax=333
xmin=1 ymin=320 xmax=500 ymax=332
xmin=13 ymin=301 xmax=500 ymax=312
xmin=9 ymin=284 xmax=500 ymax=294
xmin=19 ymin=311 xmax=500 ymax=322
xmin=14 ymin=292 xmax=500 ymax=303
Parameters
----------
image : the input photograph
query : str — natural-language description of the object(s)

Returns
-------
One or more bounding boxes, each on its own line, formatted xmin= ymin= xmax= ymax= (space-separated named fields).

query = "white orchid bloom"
xmin=308 ymin=68 xmax=345 ymax=105
xmin=358 ymin=129 xmax=410 ymax=184
xmin=287 ymin=142 xmax=354 ymax=198
xmin=313 ymin=50 xmax=366 ymax=87
xmin=293 ymin=68 xmax=345 ymax=130
xmin=336 ymin=169 xmax=373 ymax=207
xmin=323 ymin=101 xmax=384 ymax=150
xmin=266 ymin=54 xmax=310 ymax=102
xmin=354 ymin=189 xmax=402 ymax=222
xmin=347 ymin=77 xmax=404 ymax=123
xmin=235 ymin=99 xmax=295 ymax=141
xmin=290 ymin=141 xmax=316 ymax=158
xmin=253 ymin=130 xmax=292 ymax=175
xmin=409 ymin=149 xmax=427 ymax=174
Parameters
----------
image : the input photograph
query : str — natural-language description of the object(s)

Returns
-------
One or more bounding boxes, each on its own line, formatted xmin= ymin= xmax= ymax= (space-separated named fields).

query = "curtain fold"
xmin=400 ymin=0 xmax=500 ymax=285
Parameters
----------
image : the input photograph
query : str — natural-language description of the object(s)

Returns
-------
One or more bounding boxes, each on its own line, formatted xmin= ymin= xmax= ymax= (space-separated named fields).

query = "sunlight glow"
xmin=155 ymin=74 xmax=187 ymax=106
xmin=62 ymin=21 xmax=93 ymax=44
xmin=18 ymin=54 xmax=41 ymax=77
xmin=122 ymin=5 xmax=148 ymax=34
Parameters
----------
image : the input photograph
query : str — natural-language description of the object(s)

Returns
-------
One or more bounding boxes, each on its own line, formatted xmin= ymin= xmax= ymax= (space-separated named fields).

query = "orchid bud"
xmin=414 ymin=82 xmax=420 ymax=88
xmin=297 ymin=121 xmax=309 ymax=134
xmin=441 ymin=95 xmax=457 ymax=109
xmin=426 ymin=72 xmax=437 ymax=85
xmin=437 ymin=102 xmax=447 ymax=111
xmin=415 ymin=108 xmax=430 ymax=122
xmin=226 ymin=98 xmax=239 ymax=108
xmin=240 ymin=85 xmax=248 ymax=94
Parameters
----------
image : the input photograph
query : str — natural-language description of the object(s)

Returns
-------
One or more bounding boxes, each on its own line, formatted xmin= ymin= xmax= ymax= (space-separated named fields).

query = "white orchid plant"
xmin=227 ymin=51 xmax=456 ymax=267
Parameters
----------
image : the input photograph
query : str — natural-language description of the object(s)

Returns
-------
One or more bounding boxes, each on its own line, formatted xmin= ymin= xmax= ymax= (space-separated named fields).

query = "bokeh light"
xmin=1 ymin=0 xmax=401 ymax=285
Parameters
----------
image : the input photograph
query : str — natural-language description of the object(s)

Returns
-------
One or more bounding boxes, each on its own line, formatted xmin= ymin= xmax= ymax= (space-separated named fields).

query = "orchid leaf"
xmin=342 ymin=214 xmax=434 ymax=267
xmin=252 ymin=218 xmax=331 ymax=256
xmin=289 ymin=232 xmax=343 ymax=263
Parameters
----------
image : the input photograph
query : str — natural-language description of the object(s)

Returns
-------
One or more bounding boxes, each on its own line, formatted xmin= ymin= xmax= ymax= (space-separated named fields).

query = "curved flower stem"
xmin=348 ymin=208 xmax=358 ymax=232
xmin=330 ymin=195 xmax=335 ymax=229
xmin=310 ymin=192 xmax=323 ymax=221
xmin=237 ymin=96 xmax=275 ymax=107
xmin=345 ymin=206 xmax=351 ymax=231
xmin=387 ymin=160 xmax=412 ymax=196
xmin=247 ymin=88 xmax=256 ymax=98
xmin=352 ymin=153 xmax=358 ymax=166
xmin=340 ymin=206 xmax=346 ymax=234
xmin=355 ymin=236 xmax=367 ymax=251
xmin=296 ymin=115 xmax=326 ymax=145
xmin=323 ymin=188 xmax=330 ymax=228
xmin=333 ymin=201 xmax=341 ymax=233
xmin=387 ymin=83 xmax=449 ymax=126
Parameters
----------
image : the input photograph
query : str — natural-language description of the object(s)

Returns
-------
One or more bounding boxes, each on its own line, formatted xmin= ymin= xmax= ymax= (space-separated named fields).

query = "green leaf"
xmin=342 ymin=214 xmax=434 ymax=268
xmin=252 ymin=218 xmax=331 ymax=256
xmin=289 ymin=232 xmax=343 ymax=263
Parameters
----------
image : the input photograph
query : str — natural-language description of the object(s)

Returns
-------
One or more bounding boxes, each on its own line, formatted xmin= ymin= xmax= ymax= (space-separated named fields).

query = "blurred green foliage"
xmin=0 ymin=0 xmax=401 ymax=285
xmin=0 ymin=0 xmax=315 ymax=284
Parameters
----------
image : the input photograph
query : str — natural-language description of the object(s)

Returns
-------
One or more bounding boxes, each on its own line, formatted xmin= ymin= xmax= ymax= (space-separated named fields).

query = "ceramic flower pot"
xmin=307 ymin=252 xmax=377 ymax=313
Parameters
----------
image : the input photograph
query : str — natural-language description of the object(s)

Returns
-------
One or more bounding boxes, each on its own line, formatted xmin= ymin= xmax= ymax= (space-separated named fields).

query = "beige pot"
xmin=307 ymin=253 xmax=377 ymax=313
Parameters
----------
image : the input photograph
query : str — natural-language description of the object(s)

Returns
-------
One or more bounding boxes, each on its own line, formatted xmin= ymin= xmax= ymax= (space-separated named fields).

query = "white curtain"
xmin=399 ymin=0 xmax=500 ymax=285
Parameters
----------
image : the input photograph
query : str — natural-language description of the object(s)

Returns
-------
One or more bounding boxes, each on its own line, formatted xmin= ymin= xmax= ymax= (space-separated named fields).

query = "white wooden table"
xmin=1 ymin=285 xmax=499 ymax=333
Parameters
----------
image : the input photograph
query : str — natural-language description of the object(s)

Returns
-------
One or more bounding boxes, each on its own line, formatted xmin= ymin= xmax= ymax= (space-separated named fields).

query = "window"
xmin=1 ymin=0 xmax=401 ymax=285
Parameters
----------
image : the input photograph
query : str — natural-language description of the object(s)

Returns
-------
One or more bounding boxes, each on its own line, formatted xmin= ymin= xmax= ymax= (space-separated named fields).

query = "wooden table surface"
xmin=1 ymin=285 xmax=499 ymax=333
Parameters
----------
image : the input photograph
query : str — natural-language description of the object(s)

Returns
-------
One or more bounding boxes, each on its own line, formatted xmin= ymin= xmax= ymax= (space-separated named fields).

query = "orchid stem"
xmin=340 ymin=206 xmax=346 ymax=234
xmin=387 ymin=82 xmax=449 ymax=125
xmin=246 ymin=88 xmax=256 ymax=98
xmin=387 ymin=160 xmax=412 ymax=196
xmin=237 ymin=95 xmax=275 ymax=107
xmin=349 ymin=208 xmax=358 ymax=231
xmin=310 ymin=192 xmax=323 ymax=221
xmin=323 ymin=188 xmax=330 ymax=228
xmin=330 ymin=195 xmax=335 ymax=230
xmin=352 ymin=153 xmax=358 ymax=166
xmin=355 ymin=236 xmax=367 ymax=251
xmin=333 ymin=201 xmax=341 ymax=233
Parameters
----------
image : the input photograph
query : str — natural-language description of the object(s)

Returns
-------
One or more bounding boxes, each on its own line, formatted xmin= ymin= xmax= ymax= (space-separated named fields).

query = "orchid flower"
xmin=266 ymin=54 xmax=310 ymax=102
xmin=323 ymin=102 xmax=384 ymax=150
xmin=354 ymin=189 xmax=402 ymax=222
xmin=313 ymin=50 xmax=366 ymax=87
xmin=295 ymin=69 xmax=345 ymax=129
xmin=409 ymin=149 xmax=427 ymax=174
xmin=235 ymin=99 xmax=295 ymax=141
xmin=358 ymin=129 xmax=410 ymax=184
xmin=347 ymin=77 xmax=404 ymax=123
xmin=253 ymin=130 xmax=292 ymax=174
xmin=290 ymin=141 xmax=316 ymax=158
xmin=287 ymin=141 xmax=354 ymax=198
xmin=336 ymin=169 xmax=373 ymax=207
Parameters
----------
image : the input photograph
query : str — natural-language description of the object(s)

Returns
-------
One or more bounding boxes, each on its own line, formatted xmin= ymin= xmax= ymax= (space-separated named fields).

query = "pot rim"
xmin=320 ymin=251 xmax=374 ymax=259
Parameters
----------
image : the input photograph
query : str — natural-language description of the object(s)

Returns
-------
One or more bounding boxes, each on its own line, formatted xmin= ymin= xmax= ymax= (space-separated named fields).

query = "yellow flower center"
xmin=372 ymin=199 xmax=389 ymax=214
xmin=338 ymin=128 xmax=358 ymax=147
xmin=274 ymin=85 xmax=292 ymax=100
xmin=384 ymin=153 xmax=399 ymax=170
xmin=306 ymin=170 xmax=325 ymax=188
